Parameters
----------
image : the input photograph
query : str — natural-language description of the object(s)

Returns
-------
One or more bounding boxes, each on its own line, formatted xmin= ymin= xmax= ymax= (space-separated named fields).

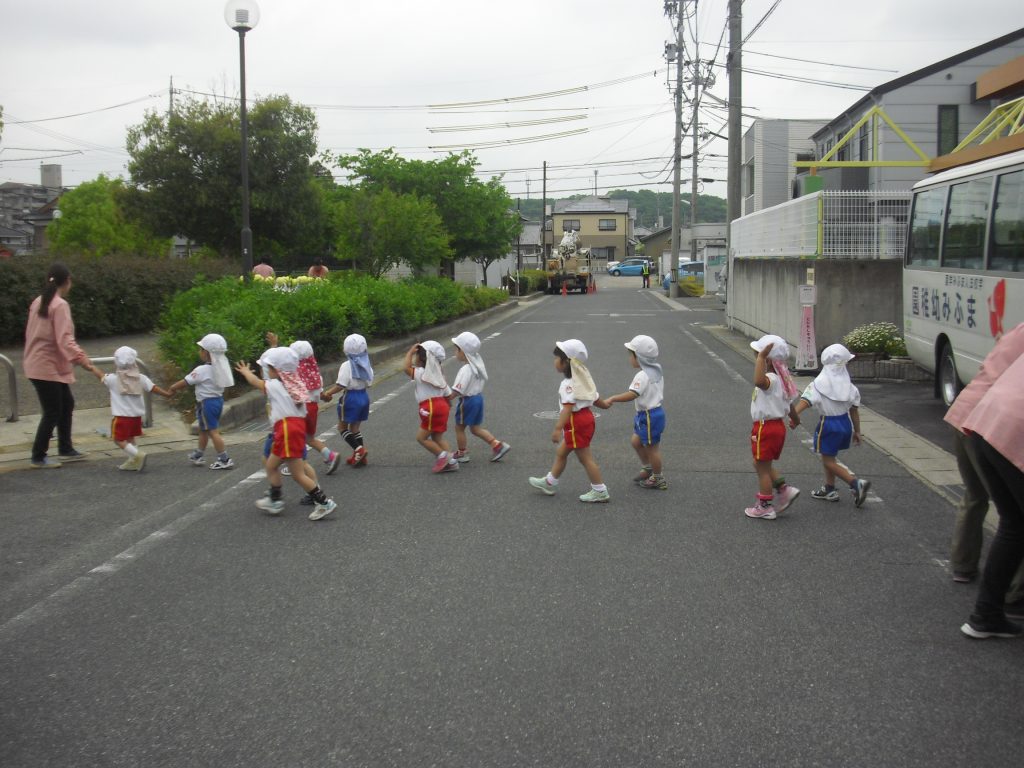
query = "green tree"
xmin=334 ymin=149 xmax=519 ymax=271
xmin=334 ymin=187 xmax=452 ymax=279
xmin=125 ymin=95 xmax=335 ymax=261
xmin=48 ymin=175 xmax=170 ymax=257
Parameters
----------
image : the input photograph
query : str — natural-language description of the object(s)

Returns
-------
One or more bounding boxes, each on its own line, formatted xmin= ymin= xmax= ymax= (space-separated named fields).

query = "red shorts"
xmin=111 ymin=416 xmax=142 ymax=443
xmin=418 ymin=397 xmax=450 ymax=434
xmin=563 ymin=407 xmax=595 ymax=449
xmin=751 ymin=418 xmax=787 ymax=461
xmin=304 ymin=401 xmax=319 ymax=438
xmin=272 ymin=417 xmax=307 ymax=459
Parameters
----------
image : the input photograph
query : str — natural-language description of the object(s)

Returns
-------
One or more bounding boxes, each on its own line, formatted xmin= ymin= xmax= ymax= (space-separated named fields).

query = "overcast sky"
xmin=1 ymin=0 xmax=1020 ymax=202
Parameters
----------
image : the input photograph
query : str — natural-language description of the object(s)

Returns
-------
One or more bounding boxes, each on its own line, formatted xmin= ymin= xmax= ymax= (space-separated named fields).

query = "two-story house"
xmin=544 ymin=196 xmax=636 ymax=266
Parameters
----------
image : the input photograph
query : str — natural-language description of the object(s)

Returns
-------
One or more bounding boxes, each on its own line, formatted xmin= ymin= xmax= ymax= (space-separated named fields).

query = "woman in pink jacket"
xmin=23 ymin=263 xmax=97 ymax=468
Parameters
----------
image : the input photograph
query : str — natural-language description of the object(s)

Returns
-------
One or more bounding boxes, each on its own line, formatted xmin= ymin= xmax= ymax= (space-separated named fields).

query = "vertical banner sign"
xmin=797 ymin=284 xmax=818 ymax=371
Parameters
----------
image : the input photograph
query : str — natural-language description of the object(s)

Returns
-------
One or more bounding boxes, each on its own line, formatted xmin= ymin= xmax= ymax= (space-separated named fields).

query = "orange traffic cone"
xmin=561 ymin=281 xmax=567 ymax=297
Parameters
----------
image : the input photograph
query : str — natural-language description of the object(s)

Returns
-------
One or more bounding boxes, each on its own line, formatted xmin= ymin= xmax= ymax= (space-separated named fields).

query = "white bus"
xmin=903 ymin=148 xmax=1024 ymax=405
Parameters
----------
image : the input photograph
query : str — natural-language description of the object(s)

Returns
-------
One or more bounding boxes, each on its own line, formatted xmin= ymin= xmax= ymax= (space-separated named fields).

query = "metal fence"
xmin=731 ymin=190 xmax=912 ymax=260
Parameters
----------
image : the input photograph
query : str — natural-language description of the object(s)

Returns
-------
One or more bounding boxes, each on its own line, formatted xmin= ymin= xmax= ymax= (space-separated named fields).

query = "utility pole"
xmin=665 ymin=1 xmax=684 ymax=298
xmin=542 ymin=161 xmax=548 ymax=259
xmin=727 ymin=1 xmax=742 ymax=227
xmin=690 ymin=8 xmax=700 ymax=269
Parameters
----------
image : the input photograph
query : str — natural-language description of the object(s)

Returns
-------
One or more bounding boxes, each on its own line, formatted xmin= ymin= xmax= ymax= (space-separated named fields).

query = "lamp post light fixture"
xmin=224 ymin=0 xmax=260 ymax=275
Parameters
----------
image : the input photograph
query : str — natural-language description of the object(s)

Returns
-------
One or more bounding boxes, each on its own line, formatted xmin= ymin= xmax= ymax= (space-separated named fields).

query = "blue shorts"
xmin=337 ymin=389 xmax=370 ymax=424
xmin=196 ymin=397 xmax=224 ymax=432
xmin=263 ymin=432 xmax=307 ymax=460
xmin=813 ymin=414 xmax=853 ymax=456
xmin=455 ymin=394 xmax=484 ymax=426
xmin=633 ymin=406 xmax=666 ymax=446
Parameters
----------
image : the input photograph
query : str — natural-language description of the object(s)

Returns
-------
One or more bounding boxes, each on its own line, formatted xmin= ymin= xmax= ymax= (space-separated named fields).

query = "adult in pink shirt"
xmin=946 ymin=323 xmax=1024 ymax=639
xmin=23 ymin=263 xmax=97 ymax=467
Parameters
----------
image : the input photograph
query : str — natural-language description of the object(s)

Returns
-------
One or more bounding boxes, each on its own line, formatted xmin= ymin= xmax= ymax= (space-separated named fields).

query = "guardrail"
xmin=90 ymin=357 xmax=154 ymax=428
xmin=1 ymin=354 xmax=17 ymax=422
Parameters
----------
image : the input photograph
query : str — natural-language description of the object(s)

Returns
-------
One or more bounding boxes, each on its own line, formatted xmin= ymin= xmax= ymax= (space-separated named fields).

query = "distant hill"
xmin=512 ymin=189 xmax=726 ymax=228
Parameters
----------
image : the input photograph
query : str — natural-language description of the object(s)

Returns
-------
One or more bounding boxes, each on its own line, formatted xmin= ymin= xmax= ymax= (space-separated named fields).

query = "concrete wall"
xmin=726 ymin=258 xmax=904 ymax=352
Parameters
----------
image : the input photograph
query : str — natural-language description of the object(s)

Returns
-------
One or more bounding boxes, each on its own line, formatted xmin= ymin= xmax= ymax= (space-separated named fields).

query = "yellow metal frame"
xmin=794 ymin=105 xmax=931 ymax=170
xmin=951 ymin=95 xmax=1024 ymax=151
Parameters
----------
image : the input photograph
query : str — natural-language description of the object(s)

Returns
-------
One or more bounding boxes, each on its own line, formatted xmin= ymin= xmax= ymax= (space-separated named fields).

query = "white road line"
xmin=681 ymin=327 xmax=746 ymax=383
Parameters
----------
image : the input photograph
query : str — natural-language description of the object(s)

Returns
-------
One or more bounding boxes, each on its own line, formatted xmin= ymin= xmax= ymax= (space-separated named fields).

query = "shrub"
xmin=842 ymin=322 xmax=908 ymax=358
xmin=0 ymin=253 xmax=237 ymax=345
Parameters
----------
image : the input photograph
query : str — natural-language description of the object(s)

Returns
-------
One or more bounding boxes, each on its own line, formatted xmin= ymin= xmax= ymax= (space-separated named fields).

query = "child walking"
xmin=168 ymin=333 xmax=235 ymax=470
xmin=289 ymin=339 xmax=342 ymax=475
xmin=450 ymin=331 xmax=511 ymax=463
xmin=529 ymin=339 xmax=610 ymax=503
xmin=595 ymin=335 xmax=666 ymax=489
xmin=403 ymin=340 xmax=458 ymax=473
xmin=746 ymin=334 xmax=801 ymax=520
xmin=90 ymin=346 xmax=171 ymax=471
xmin=790 ymin=343 xmax=871 ymax=507
xmin=321 ymin=333 xmax=373 ymax=467
xmin=235 ymin=348 xmax=337 ymax=521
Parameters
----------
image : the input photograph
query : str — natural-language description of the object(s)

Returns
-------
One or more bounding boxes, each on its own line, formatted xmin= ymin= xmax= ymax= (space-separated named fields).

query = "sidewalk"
xmin=0 ymin=297 xmax=534 ymax=474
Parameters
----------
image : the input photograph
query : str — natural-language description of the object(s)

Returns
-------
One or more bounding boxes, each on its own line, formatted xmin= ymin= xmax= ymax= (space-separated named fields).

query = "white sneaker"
xmin=255 ymin=497 xmax=284 ymax=515
xmin=119 ymin=452 xmax=147 ymax=472
xmin=529 ymin=476 xmax=556 ymax=496
xmin=579 ymin=488 xmax=611 ymax=503
xmin=309 ymin=498 xmax=337 ymax=521
xmin=188 ymin=454 xmax=205 ymax=466
xmin=490 ymin=442 xmax=512 ymax=462
xmin=209 ymin=458 xmax=235 ymax=470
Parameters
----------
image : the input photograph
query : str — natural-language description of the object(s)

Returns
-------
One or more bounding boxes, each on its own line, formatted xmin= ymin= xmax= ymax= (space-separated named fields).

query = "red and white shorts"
xmin=751 ymin=418 xmax=786 ymax=461
xmin=111 ymin=416 xmax=142 ymax=443
xmin=418 ymin=397 xmax=450 ymax=434
xmin=563 ymin=407 xmax=595 ymax=449
xmin=272 ymin=417 xmax=307 ymax=459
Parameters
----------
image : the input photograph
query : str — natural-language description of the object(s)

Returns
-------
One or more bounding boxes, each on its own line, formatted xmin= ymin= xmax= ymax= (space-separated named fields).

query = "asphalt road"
xmin=2 ymin=281 xmax=1020 ymax=767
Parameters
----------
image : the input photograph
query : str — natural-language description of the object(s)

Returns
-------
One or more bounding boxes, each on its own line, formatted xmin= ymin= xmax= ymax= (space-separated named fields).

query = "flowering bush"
xmin=842 ymin=322 xmax=908 ymax=358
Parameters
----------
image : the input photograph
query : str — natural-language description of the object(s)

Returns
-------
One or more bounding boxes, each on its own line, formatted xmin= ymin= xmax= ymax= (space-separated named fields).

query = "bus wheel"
xmin=938 ymin=342 xmax=962 ymax=407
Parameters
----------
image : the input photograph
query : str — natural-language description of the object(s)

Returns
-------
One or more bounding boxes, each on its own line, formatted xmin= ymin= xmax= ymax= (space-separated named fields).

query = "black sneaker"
xmin=961 ymin=615 xmax=1023 ymax=639
xmin=58 ymin=449 xmax=88 ymax=462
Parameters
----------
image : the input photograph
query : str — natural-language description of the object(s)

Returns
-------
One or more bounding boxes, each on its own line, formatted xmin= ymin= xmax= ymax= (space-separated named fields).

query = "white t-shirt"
xmin=452 ymin=364 xmax=485 ymax=397
xmin=750 ymin=372 xmax=791 ymax=421
xmin=335 ymin=360 xmax=370 ymax=391
xmin=558 ymin=377 xmax=594 ymax=412
xmin=266 ymin=379 xmax=306 ymax=424
xmin=801 ymin=381 xmax=861 ymax=416
xmin=185 ymin=364 xmax=223 ymax=402
xmin=103 ymin=373 xmax=155 ymax=418
xmin=628 ymin=370 xmax=663 ymax=412
xmin=414 ymin=367 xmax=450 ymax=402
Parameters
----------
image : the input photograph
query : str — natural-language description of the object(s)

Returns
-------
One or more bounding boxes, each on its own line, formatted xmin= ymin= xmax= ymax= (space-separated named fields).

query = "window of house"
xmin=858 ymin=125 xmax=870 ymax=161
xmin=562 ymin=219 xmax=580 ymax=232
xmin=836 ymin=145 xmax=848 ymax=162
xmin=598 ymin=219 xmax=616 ymax=231
xmin=937 ymin=105 xmax=959 ymax=157
xmin=743 ymin=164 xmax=754 ymax=197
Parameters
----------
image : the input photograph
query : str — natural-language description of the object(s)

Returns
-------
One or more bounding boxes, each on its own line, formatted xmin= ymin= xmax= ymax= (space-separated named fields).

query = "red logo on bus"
xmin=988 ymin=279 xmax=1006 ymax=339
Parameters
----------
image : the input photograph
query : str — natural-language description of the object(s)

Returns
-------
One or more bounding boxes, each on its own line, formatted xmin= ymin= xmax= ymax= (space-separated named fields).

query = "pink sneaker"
xmin=452 ymin=449 xmax=470 ymax=463
xmin=490 ymin=442 xmax=511 ymax=462
xmin=744 ymin=504 xmax=777 ymax=520
xmin=775 ymin=485 xmax=800 ymax=513
xmin=431 ymin=453 xmax=450 ymax=473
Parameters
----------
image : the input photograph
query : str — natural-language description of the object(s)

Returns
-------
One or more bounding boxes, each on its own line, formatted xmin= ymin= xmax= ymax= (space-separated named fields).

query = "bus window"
xmin=990 ymin=169 xmax=1024 ymax=272
xmin=907 ymin=187 xmax=944 ymax=266
xmin=942 ymin=178 xmax=990 ymax=270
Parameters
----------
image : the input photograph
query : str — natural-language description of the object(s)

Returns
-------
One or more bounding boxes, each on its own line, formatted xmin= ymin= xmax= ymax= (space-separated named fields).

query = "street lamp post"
xmin=224 ymin=0 xmax=260 ymax=275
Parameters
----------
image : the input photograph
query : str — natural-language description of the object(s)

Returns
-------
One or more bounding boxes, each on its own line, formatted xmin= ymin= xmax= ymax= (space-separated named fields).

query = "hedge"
xmin=156 ymin=274 xmax=509 ymax=400
xmin=0 ymin=254 xmax=238 ymax=345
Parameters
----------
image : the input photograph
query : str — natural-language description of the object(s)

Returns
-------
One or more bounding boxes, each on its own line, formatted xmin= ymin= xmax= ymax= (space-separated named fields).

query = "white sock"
xmin=319 ymin=446 xmax=332 ymax=460
xmin=438 ymin=451 xmax=448 ymax=460
xmin=546 ymin=472 xmax=559 ymax=486
xmin=591 ymin=483 xmax=607 ymax=492
xmin=123 ymin=443 xmax=139 ymax=458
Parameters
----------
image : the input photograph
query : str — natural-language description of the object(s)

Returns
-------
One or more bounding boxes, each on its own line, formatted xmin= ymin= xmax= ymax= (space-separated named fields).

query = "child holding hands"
xmin=450 ymin=331 xmax=511 ymax=463
xmin=529 ymin=339 xmax=610 ymax=503
xmin=595 ymin=335 xmax=666 ymax=490
xmin=167 ymin=333 xmax=235 ymax=470
xmin=746 ymin=334 xmax=801 ymax=520
xmin=235 ymin=348 xmax=336 ymax=521
xmin=403 ymin=340 xmax=458 ymax=473
xmin=321 ymin=333 xmax=374 ymax=467
xmin=790 ymin=343 xmax=871 ymax=507
xmin=90 ymin=345 xmax=172 ymax=471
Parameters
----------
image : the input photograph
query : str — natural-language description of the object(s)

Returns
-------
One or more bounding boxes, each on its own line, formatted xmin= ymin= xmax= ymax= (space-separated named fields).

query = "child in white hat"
xmin=790 ymin=343 xmax=871 ymax=507
xmin=595 ymin=334 xmax=667 ymax=490
xmin=403 ymin=340 xmax=458 ymax=473
xmin=529 ymin=339 xmax=609 ymax=503
xmin=746 ymin=334 xmax=801 ymax=520
xmin=234 ymin=348 xmax=337 ymax=521
xmin=89 ymin=346 xmax=172 ymax=471
xmin=449 ymin=331 xmax=511 ymax=464
xmin=321 ymin=333 xmax=374 ymax=467
xmin=167 ymin=333 xmax=235 ymax=470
